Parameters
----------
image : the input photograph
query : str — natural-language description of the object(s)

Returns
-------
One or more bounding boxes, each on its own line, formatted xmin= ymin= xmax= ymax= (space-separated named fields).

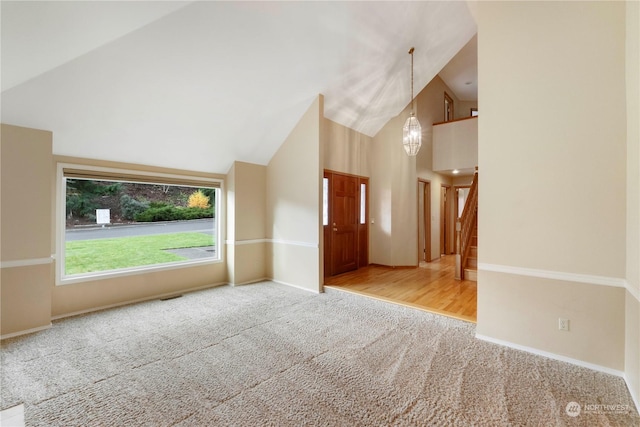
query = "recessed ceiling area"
xmin=1 ymin=1 xmax=477 ymax=174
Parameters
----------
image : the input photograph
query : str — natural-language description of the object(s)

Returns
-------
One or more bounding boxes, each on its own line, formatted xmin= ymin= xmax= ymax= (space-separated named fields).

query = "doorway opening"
xmin=455 ymin=185 xmax=471 ymax=220
xmin=418 ymin=180 xmax=431 ymax=262
xmin=323 ymin=170 xmax=369 ymax=279
xmin=444 ymin=92 xmax=455 ymax=122
xmin=440 ymin=184 xmax=454 ymax=255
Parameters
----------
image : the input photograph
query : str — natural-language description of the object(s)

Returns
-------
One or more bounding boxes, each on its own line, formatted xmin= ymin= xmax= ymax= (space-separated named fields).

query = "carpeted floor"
xmin=1 ymin=282 xmax=638 ymax=426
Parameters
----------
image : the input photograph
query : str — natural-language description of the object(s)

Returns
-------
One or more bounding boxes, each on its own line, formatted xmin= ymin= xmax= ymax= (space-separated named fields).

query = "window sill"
xmin=56 ymin=257 xmax=222 ymax=286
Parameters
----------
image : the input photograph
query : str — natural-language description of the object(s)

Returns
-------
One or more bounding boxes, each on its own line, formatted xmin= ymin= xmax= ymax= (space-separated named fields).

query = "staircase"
xmin=463 ymin=220 xmax=478 ymax=281
xmin=455 ymin=169 xmax=478 ymax=281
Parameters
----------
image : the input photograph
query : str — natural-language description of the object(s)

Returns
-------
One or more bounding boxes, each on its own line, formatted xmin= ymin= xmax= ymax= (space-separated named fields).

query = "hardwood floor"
xmin=324 ymin=255 xmax=477 ymax=323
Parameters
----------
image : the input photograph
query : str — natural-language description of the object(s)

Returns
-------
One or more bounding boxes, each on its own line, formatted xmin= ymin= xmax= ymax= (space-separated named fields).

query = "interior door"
xmin=440 ymin=186 xmax=447 ymax=255
xmin=331 ymin=173 xmax=359 ymax=275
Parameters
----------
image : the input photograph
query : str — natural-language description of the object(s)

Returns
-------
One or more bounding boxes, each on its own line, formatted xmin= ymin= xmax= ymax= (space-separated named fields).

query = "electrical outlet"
xmin=558 ymin=318 xmax=570 ymax=331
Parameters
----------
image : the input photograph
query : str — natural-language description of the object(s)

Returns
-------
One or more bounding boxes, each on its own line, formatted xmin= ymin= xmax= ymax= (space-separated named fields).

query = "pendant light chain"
xmin=410 ymin=47 xmax=414 ymax=112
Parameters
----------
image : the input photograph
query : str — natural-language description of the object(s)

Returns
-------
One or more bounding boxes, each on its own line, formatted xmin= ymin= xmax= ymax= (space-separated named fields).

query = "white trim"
xmin=624 ymin=373 xmax=640 ymax=414
xmin=624 ymin=280 xmax=640 ymax=302
xmin=225 ymin=239 xmax=268 ymax=246
xmin=51 ymin=282 xmax=227 ymax=320
xmin=1 ymin=256 xmax=54 ymax=269
xmin=478 ymin=263 xmax=626 ymax=288
xmin=1 ymin=324 xmax=52 ymax=340
xmin=475 ymin=333 xmax=625 ymax=378
xmin=269 ymin=278 xmax=321 ymax=294
xmin=268 ymin=239 xmax=318 ymax=248
xmin=225 ymin=239 xmax=318 ymax=248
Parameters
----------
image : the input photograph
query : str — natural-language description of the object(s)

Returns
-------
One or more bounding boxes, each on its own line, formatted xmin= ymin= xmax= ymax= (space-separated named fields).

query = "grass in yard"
xmin=66 ymin=232 xmax=214 ymax=275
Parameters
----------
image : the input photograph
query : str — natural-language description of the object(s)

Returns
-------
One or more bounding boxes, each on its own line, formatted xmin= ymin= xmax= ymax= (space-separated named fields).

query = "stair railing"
xmin=455 ymin=168 xmax=478 ymax=280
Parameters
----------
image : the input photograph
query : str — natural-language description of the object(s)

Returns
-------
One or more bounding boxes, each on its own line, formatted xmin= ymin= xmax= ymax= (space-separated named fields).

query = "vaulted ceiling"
xmin=1 ymin=1 xmax=477 ymax=173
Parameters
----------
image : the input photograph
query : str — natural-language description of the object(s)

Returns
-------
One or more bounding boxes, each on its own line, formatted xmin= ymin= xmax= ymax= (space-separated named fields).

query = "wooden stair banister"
xmin=455 ymin=169 xmax=478 ymax=280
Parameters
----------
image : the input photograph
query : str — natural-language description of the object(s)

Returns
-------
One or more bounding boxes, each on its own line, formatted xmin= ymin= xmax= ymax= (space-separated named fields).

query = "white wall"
xmin=432 ymin=118 xmax=478 ymax=173
xmin=477 ymin=1 xmax=627 ymax=371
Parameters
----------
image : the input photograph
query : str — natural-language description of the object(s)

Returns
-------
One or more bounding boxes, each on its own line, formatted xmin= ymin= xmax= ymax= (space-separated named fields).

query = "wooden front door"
xmin=324 ymin=171 xmax=369 ymax=278
xmin=331 ymin=173 xmax=358 ymax=275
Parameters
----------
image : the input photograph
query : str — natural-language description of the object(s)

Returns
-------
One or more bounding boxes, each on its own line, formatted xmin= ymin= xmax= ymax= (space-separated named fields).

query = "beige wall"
xmin=369 ymin=74 xmax=469 ymax=266
xmin=369 ymin=74 xmax=465 ymax=266
xmin=625 ymin=0 xmax=640 ymax=408
xmin=479 ymin=2 xmax=626 ymax=276
xmin=477 ymin=1 xmax=627 ymax=371
xmin=53 ymin=263 xmax=225 ymax=316
xmin=1 ymin=126 xmax=229 ymax=334
xmin=226 ymin=161 xmax=267 ymax=285
xmin=370 ymin=111 xmax=418 ymax=267
xmin=415 ymin=75 xmax=458 ymax=260
xmin=50 ymin=156 xmax=227 ymax=318
xmin=323 ymin=119 xmax=371 ymax=178
xmin=457 ymin=101 xmax=478 ymax=120
xmin=479 ymin=271 xmax=625 ymax=370
xmin=1 ymin=124 xmax=53 ymax=336
xmin=1 ymin=125 xmax=52 ymax=261
xmin=266 ymin=96 xmax=322 ymax=292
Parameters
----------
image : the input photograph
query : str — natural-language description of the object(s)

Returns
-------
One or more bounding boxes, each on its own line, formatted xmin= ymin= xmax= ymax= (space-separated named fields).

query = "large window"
xmin=57 ymin=164 xmax=221 ymax=284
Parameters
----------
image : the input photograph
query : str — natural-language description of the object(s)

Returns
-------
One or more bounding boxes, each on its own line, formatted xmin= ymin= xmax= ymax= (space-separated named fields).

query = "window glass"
xmin=63 ymin=177 xmax=218 ymax=280
xmin=360 ymin=183 xmax=366 ymax=225
xmin=323 ymin=178 xmax=329 ymax=226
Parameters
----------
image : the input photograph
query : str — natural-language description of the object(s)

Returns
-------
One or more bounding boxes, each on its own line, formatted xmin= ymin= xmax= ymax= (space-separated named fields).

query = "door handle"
xmin=333 ymin=228 xmax=338 ymax=231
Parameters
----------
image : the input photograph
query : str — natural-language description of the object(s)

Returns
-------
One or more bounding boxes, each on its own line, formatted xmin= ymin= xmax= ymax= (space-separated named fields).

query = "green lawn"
xmin=65 ymin=232 xmax=214 ymax=275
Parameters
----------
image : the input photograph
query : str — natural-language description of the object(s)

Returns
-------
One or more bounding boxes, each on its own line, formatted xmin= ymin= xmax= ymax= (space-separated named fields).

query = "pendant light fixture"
xmin=403 ymin=47 xmax=422 ymax=156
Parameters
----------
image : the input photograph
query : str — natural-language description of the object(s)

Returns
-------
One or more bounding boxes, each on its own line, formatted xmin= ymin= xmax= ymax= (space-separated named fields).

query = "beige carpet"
xmin=1 ymin=282 xmax=637 ymax=426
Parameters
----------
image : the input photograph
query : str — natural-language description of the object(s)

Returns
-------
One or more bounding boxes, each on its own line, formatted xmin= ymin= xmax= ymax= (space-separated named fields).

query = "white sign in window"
xmin=96 ymin=209 xmax=111 ymax=224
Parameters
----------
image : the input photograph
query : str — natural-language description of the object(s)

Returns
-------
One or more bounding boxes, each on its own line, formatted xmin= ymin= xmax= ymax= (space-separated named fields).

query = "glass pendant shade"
xmin=403 ymin=113 xmax=422 ymax=156
xmin=403 ymin=47 xmax=421 ymax=156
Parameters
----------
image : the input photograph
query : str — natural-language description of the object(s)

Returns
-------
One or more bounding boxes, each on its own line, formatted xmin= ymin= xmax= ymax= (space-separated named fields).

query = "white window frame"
xmin=56 ymin=163 xmax=224 ymax=286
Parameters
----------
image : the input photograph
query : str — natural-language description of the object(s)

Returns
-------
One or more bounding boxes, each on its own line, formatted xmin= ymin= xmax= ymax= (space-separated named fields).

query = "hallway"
xmin=324 ymin=255 xmax=477 ymax=323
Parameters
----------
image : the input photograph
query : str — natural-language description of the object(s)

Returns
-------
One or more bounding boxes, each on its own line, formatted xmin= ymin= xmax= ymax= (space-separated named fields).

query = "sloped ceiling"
xmin=438 ymin=34 xmax=477 ymax=101
xmin=1 ymin=1 xmax=476 ymax=174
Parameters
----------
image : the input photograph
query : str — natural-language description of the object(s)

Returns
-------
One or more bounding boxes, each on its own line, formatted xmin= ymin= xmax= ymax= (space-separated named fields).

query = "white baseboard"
xmin=269 ymin=278 xmax=321 ymax=294
xmin=1 ymin=323 xmax=52 ymax=340
xmin=476 ymin=333 xmax=640 ymax=413
xmin=475 ymin=333 xmax=625 ymax=378
xmin=624 ymin=373 xmax=640 ymax=414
